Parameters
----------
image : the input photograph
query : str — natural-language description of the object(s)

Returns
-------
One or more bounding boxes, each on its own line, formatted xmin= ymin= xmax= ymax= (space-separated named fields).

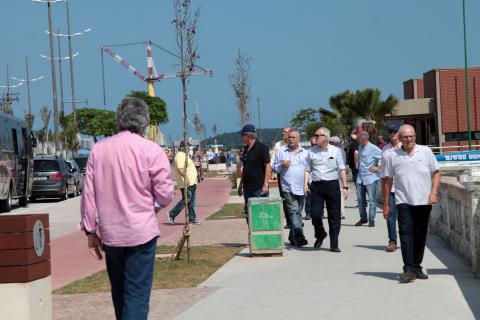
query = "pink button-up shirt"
xmin=80 ymin=131 xmax=174 ymax=247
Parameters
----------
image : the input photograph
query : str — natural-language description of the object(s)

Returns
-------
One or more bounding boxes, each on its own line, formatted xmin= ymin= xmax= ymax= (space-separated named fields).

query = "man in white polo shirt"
xmin=304 ymin=127 xmax=348 ymax=252
xmin=382 ymin=124 xmax=440 ymax=283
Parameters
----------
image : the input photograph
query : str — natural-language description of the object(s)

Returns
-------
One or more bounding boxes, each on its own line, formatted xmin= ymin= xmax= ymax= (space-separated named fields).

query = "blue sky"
xmin=1 ymin=0 xmax=480 ymax=141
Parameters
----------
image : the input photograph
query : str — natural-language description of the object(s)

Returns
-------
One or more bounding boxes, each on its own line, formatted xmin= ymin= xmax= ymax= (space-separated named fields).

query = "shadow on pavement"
xmin=426 ymin=235 xmax=480 ymax=318
xmin=354 ymin=245 xmax=388 ymax=251
xmin=285 ymin=245 xmax=330 ymax=252
xmin=219 ymin=243 xmax=247 ymax=248
xmin=354 ymin=271 xmax=399 ymax=281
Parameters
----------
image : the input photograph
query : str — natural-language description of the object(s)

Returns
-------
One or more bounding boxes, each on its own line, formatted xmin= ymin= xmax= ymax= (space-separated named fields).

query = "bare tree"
xmin=229 ymin=49 xmax=251 ymax=125
xmin=38 ymin=105 xmax=51 ymax=145
xmin=192 ymin=112 xmax=204 ymax=140
xmin=24 ymin=111 xmax=35 ymax=129
xmin=171 ymin=0 xmax=201 ymax=261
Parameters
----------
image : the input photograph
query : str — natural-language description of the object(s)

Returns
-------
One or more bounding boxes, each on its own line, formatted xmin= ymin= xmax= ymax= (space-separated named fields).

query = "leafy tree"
xmin=127 ymin=91 xmax=168 ymax=125
xmin=290 ymin=108 xmax=319 ymax=132
xmin=65 ymin=108 xmax=116 ymax=142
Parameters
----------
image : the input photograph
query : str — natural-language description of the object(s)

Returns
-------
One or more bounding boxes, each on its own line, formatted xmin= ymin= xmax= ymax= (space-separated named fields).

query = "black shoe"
xmin=330 ymin=247 xmax=341 ymax=253
xmin=415 ymin=271 xmax=429 ymax=280
xmin=368 ymin=221 xmax=375 ymax=227
xmin=399 ymin=271 xmax=416 ymax=283
xmin=296 ymin=238 xmax=308 ymax=247
xmin=314 ymin=233 xmax=328 ymax=249
xmin=355 ymin=220 xmax=368 ymax=226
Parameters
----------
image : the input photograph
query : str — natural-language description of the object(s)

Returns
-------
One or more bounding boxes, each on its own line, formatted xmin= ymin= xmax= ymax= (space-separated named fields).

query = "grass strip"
xmin=206 ymin=203 xmax=244 ymax=220
xmin=55 ymin=245 xmax=242 ymax=294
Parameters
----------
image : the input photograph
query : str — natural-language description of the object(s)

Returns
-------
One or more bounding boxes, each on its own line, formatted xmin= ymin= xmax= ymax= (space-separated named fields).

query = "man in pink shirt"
xmin=81 ymin=97 xmax=174 ymax=320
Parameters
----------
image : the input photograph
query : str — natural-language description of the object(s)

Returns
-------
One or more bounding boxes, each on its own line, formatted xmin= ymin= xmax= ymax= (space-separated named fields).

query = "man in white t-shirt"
xmin=272 ymin=127 xmax=292 ymax=228
xmin=383 ymin=124 xmax=440 ymax=283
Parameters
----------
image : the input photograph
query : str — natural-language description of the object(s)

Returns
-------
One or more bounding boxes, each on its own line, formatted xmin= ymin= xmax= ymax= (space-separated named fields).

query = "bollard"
xmin=0 ymin=214 xmax=51 ymax=320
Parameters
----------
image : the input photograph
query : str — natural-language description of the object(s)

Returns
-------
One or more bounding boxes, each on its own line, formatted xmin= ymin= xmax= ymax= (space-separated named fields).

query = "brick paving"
xmin=53 ymin=177 xmax=251 ymax=320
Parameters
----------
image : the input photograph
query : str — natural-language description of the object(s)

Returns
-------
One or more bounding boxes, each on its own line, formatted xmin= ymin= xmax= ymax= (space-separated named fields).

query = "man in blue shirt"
xmin=355 ymin=131 xmax=382 ymax=227
xmin=273 ymin=130 xmax=308 ymax=247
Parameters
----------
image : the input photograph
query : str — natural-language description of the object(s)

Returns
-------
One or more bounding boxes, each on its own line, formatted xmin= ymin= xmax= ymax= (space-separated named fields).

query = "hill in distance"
xmin=202 ymin=128 xmax=283 ymax=149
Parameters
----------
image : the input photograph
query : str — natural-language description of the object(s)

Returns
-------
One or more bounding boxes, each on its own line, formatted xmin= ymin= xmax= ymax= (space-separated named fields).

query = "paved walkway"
xmin=175 ymin=192 xmax=480 ymax=320
xmin=51 ymin=178 xmax=231 ymax=290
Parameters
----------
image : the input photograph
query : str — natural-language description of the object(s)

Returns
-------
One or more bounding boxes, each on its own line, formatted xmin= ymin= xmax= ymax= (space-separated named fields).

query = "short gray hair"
xmin=318 ymin=127 xmax=331 ymax=139
xmin=289 ymin=129 xmax=301 ymax=138
xmin=357 ymin=131 xmax=369 ymax=141
xmin=116 ymin=97 xmax=150 ymax=134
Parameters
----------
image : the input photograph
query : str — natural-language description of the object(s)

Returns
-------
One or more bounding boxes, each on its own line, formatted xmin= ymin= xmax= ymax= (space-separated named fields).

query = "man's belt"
xmin=312 ymin=179 xmax=337 ymax=184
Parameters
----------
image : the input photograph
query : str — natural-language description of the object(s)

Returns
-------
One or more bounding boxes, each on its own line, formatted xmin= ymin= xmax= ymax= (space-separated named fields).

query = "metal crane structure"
xmin=100 ymin=40 xmax=213 ymax=146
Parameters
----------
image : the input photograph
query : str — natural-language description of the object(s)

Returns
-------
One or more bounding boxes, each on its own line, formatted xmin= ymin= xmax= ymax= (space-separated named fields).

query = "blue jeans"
xmin=169 ymin=185 xmax=197 ymax=222
xmin=356 ymin=180 xmax=379 ymax=222
xmin=103 ymin=237 xmax=158 ymax=320
xmin=283 ymin=192 xmax=306 ymax=243
xmin=387 ymin=192 xmax=398 ymax=243
xmin=243 ymin=188 xmax=268 ymax=223
xmin=305 ymin=192 xmax=312 ymax=217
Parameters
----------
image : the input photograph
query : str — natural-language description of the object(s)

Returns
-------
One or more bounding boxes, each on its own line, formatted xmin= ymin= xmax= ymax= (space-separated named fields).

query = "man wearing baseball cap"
xmin=237 ymin=124 xmax=272 ymax=223
xmin=380 ymin=124 xmax=401 ymax=252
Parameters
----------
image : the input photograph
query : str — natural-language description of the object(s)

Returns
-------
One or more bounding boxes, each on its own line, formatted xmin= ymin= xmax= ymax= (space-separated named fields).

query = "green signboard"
xmin=250 ymin=202 xmax=282 ymax=231
xmin=252 ymin=234 xmax=283 ymax=250
xmin=248 ymin=197 xmax=284 ymax=255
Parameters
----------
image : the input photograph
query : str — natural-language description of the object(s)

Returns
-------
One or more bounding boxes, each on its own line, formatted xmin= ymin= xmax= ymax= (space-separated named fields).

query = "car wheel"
xmin=19 ymin=195 xmax=28 ymax=207
xmin=61 ymin=185 xmax=68 ymax=201
xmin=29 ymin=197 xmax=36 ymax=203
xmin=74 ymin=184 xmax=80 ymax=197
xmin=0 ymin=186 xmax=12 ymax=212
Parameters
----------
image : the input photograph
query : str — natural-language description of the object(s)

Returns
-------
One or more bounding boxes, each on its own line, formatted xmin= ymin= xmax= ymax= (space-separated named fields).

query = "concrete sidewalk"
xmin=176 ymin=194 xmax=480 ymax=320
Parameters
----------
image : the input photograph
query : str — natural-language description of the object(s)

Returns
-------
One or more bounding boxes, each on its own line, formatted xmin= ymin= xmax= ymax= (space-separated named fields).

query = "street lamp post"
xmin=462 ymin=0 xmax=472 ymax=150
xmin=33 ymin=0 xmax=63 ymax=153
xmin=257 ymin=98 xmax=261 ymax=141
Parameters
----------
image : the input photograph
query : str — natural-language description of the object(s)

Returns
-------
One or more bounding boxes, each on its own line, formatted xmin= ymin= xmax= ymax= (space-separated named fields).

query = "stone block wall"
xmin=430 ymin=166 xmax=480 ymax=278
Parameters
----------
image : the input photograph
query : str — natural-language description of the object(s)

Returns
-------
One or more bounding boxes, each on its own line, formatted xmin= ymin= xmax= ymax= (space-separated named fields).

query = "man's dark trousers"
xmin=310 ymin=180 xmax=341 ymax=249
xmin=397 ymin=204 xmax=431 ymax=273
xmin=103 ymin=237 xmax=158 ymax=320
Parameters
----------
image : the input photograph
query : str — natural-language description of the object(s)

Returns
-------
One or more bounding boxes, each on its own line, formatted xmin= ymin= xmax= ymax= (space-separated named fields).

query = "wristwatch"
xmin=343 ymin=187 xmax=349 ymax=190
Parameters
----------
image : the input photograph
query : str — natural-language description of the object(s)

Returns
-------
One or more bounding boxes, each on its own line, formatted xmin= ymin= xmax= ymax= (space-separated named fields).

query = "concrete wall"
xmin=430 ymin=164 xmax=480 ymax=278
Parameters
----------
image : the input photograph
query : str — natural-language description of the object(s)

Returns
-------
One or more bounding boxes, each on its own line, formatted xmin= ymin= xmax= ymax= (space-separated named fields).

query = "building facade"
xmin=388 ymin=67 xmax=480 ymax=151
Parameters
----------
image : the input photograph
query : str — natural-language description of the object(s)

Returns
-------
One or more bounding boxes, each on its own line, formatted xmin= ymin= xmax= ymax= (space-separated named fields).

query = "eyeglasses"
xmin=288 ymin=136 xmax=296 ymax=139
xmin=388 ymin=130 xmax=398 ymax=134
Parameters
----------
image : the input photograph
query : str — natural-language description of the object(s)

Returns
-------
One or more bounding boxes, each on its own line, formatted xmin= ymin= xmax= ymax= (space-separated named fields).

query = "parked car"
xmin=73 ymin=156 xmax=89 ymax=174
xmin=66 ymin=159 xmax=84 ymax=196
xmin=32 ymin=156 xmax=76 ymax=201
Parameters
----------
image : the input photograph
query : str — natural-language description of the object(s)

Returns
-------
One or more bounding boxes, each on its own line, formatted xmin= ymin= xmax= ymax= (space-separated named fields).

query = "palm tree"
xmin=348 ymin=88 xmax=398 ymax=133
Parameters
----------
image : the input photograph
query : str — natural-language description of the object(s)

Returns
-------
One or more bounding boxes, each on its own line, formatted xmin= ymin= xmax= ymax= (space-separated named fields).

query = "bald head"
xmin=282 ymin=127 xmax=291 ymax=142
xmin=399 ymin=124 xmax=416 ymax=150
xmin=398 ymin=124 xmax=415 ymax=139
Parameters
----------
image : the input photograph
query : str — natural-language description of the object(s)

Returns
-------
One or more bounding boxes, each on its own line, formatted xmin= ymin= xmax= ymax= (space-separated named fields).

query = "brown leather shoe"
xmin=385 ymin=242 xmax=397 ymax=252
xmin=355 ymin=220 xmax=368 ymax=226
